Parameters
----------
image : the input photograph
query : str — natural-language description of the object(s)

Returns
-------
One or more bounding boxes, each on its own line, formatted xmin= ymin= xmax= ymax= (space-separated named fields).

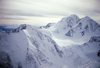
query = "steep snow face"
xmin=59 ymin=14 xmax=80 ymax=27
xmin=65 ymin=16 xmax=100 ymax=40
xmin=0 ymin=25 xmax=65 ymax=68
xmin=23 ymin=26 xmax=63 ymax=57
xmin=52 ymin=14 xmax=80 ymax=37
xmin=0 ymin=29 xmax=29 ymax=68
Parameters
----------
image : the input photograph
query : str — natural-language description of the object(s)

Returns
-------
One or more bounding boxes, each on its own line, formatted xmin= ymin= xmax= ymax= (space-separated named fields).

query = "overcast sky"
xmin=0 ymin=0 xmax=100 ymax=26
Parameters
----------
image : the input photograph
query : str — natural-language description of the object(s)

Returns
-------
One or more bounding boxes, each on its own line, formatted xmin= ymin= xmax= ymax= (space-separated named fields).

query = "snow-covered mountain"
xmin=0 ymin=14 xmax=100 ymax=68
xmin=65 ymin=16 xmax=100 ymax=39
xmin=51 ymin=14 xmax=80 ymax=38
xmin=0 ymin=24 xmax=64 ymax=68
xmin=42 ymin=14 xmax=100 ymax=41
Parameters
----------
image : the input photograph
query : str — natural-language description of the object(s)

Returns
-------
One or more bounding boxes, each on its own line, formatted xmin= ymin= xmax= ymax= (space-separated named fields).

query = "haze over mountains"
xmin=0 ymin=14 xmax=100 ymax=68
xmin=0 ymin=24 xmax=19 ymax=31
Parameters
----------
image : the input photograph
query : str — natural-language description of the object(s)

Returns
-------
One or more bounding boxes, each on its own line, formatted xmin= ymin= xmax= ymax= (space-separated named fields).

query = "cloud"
xmin=1 ymin=0 xmax=100 ymax=17
xmin=0 ymin=0 xmax=100 ymax=25
xmin=93 ymin=10 xmax=100 ymax=14
xmin=0 ymin=8 xmax=44 ymax=17
xmin=0 ymin=16 xmax=26 ymax=20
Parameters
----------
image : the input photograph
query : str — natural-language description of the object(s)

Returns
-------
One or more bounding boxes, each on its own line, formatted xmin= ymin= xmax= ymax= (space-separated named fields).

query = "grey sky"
xmin=0 ymin=0 xmax=100 ymax=25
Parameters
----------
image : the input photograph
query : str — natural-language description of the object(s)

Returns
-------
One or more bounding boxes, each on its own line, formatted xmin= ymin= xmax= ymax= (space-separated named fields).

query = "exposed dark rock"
xmin=17 ymin=62 xmax=22 ymax=68
xmin=40 ymin=23 xmax=56 ymax=28
xmin=97 ymin=50 xmax=100 ymax=57
xmin=67 ymin=18 xmax=74 ymax=28
xmin=11 ymin=24 xmax=26 ymax=33
xmin=81 ymin=31 xmax=85 ymax=36
xmin=84 ymin=25 xmax=89 ymax=31
xmin=89 ymin=36 xmax=100 ymax=43
xmin=0 ymin=52 xmax=13 ymax=68
xmin=51 ymin=40 xmax=63 ymax=57
xmin=65 ymin=29 xmax=74 ymax=37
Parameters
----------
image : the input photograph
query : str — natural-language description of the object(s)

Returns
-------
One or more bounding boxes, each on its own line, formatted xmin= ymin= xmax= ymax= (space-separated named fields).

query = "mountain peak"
xmin=83 ymin=16 xmax=91 ymax=19
xmin=11 ymin=24 xmax=27 ymax=33
xmin=69 ymin=14 xmax=79 ymax=18
xmin=56 ymin=14 xmax=80 ymax=29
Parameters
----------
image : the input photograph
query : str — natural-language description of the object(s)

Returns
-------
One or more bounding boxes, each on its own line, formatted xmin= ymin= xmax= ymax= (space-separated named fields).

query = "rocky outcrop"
xmin=0 ymin=52 xmax=13 ymax=68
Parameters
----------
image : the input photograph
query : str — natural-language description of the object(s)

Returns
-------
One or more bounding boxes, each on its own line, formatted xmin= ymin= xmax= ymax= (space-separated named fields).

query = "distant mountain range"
xmin=0 ymin=24 xmax=19 ymax=31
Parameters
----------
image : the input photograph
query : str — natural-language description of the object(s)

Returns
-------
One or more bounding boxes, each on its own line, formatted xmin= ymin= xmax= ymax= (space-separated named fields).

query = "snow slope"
xmin=0 ymin=24 xmax=64 ymax=68
xmin=0 ymin=14 xmax=100 ymax=68
xmin=51 ymin=14 xmax=80 ymax=39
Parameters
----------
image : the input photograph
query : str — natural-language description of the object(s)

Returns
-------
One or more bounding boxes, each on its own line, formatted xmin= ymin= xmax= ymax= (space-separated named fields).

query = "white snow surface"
xmin=0 ymin=15 xmax=100 ymax=68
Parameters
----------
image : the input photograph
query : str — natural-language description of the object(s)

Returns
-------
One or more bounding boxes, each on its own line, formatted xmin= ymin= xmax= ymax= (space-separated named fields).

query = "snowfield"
xmin=0 ymin=14 xmax=100 ymax=68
